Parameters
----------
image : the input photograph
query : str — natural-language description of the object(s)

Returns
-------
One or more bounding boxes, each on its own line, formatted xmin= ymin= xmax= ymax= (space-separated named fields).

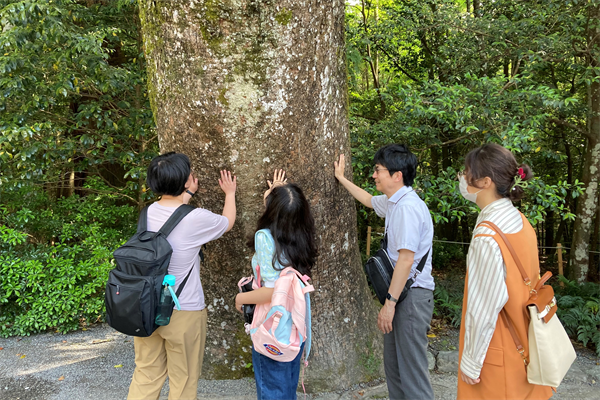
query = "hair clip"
xmin=513 ymin=170 xmax=528 ymax=191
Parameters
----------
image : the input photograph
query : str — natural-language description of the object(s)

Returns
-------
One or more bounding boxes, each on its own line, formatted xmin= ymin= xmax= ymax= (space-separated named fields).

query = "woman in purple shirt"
xmin=128 ymin=152 xmax=236 ymax=400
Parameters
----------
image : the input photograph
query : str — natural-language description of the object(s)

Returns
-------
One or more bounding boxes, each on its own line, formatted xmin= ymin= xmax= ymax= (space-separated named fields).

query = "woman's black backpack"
xmin=105 ymin=205 xmax=194 ymax=336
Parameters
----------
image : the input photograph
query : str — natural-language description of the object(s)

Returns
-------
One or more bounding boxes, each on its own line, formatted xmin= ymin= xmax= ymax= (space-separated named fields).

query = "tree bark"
xmin=139 ymin=0 xmax=383 ymax=390
xmin=544 ymin=210 xmax=554 ymax=257
xmin=570 ymin=134 xmax=600 ymax=282
xmin=570 ymin=4 xmax=600 ymax=283
xmin=473 ymin=0 xmax=480 ymax=16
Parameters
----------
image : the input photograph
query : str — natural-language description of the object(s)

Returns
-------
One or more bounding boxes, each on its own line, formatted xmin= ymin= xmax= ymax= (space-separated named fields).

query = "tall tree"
xmin=138 ymin=0 xmax=382 ymax=390
xmin=568 ymin=2 xmax=600 ymax=282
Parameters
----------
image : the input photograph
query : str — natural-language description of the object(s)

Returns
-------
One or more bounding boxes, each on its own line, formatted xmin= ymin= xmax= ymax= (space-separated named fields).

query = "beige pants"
xmin=127 ymin=309 xmax=207 ymax=400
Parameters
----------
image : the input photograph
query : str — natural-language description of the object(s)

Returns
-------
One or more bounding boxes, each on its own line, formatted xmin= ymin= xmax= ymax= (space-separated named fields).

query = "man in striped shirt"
xmin=335 ymin=144 xmax=434 ymax=400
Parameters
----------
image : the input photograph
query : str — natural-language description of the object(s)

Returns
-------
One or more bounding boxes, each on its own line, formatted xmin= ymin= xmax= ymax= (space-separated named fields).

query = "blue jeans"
xmin=252 ymin=343 xmax=304 ymax=400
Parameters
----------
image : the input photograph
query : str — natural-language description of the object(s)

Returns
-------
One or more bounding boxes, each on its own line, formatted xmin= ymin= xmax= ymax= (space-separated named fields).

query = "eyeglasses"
xmin=373 ymin=166 xmax=389 ymax=174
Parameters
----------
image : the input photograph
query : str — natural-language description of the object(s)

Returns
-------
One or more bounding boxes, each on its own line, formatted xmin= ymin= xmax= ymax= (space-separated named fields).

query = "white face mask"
xmin=459 ymin=175 xmax=482 ymax=203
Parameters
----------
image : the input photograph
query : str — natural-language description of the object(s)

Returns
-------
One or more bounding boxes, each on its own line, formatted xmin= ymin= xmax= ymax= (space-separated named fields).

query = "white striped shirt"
xmin=460 ymin=198 xmax=523 ymax=379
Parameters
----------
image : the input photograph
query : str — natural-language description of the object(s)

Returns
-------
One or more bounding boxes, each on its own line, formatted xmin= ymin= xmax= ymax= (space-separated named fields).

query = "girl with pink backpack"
xmin=235 ymin=170 xmax=318 ymax=400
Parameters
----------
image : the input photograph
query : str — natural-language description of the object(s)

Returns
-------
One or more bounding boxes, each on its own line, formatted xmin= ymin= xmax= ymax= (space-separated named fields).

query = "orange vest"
xmin=457 ymin=214 xmax=552 ymax=400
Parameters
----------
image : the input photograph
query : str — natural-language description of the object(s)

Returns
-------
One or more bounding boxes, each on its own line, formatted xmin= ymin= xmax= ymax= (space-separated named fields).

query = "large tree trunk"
xmin=570 ymin=4 xmax=600 ymax=283
xmin=139 ymin=0 xmax=383 ymax=390
xmin=570 ymin=132 xmax=600 ymax=282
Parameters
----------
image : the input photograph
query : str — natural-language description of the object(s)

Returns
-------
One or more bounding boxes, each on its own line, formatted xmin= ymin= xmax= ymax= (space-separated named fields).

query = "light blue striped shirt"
xmin=371 ymin=186 xmax=435 ymax=291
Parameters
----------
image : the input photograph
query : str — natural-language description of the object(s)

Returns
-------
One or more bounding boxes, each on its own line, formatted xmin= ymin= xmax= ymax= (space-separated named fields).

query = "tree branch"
xmin=414 ymin=130 xmax=481 ymax=152
xmin=374 ymin=44 xmax=422 ymax=84
xmin=350 ymin=113 xmax=381 ymax=121
xmin=550 ymin=118 xmax=592 ymax=140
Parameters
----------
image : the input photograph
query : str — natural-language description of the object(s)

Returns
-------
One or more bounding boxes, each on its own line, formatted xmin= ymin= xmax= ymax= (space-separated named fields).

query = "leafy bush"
xmin=554 ymin=276 xmax=600 ymax=356
xmin=432 ymin=241 xmax=466 ymax=268
xmin=0 ymin=186 xmax=137 ymax=337
xmin=433 ymin=280 xmax=464 ymax=328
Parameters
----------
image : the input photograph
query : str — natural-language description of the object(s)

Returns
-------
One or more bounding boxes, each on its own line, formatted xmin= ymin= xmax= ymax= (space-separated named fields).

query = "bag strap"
xmin=158 ymin=204 xmax=195 ymax=237
xmin=381 ymin=232 xmax=388 ymax=250
xmin=175 ymin=264 xmax=194 ymax=298
xmin=500 ymin=309 xmax=528 ymax=365
xmin=477 ymin=220 xmax=532 ymax=288
xmin=415 ymin=248 xmax=430 ymax=274
xmin=137 ymin=206 xmax=149 ymax=233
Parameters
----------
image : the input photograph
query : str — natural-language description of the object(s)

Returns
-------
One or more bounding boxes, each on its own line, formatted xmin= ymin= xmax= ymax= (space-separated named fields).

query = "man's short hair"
xmin=373 ymin=144 xmax=417 ymax=186
xmin=146 ymin=152 xmax=191 ymax=196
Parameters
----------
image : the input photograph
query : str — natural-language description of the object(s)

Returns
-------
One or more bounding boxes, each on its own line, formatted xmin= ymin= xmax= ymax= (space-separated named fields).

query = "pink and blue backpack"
xmin=238 ymin=265 xmax=314 ymax=363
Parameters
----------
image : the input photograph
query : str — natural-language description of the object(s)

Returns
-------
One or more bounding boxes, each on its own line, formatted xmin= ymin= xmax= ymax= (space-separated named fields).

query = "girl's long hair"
xmin=247 ymin=183 xmax=318 ymax=277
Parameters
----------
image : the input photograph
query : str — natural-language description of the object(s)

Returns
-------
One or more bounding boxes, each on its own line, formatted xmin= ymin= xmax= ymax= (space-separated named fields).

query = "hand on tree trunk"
xmin=218 ymin=170 xmax=236 ymax=196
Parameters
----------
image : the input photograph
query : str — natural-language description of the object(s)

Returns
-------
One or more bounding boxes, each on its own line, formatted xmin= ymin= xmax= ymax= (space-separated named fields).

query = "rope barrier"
xmin=371 ymin=233 xmax=600 ymax=255
xmin=432 ymin=240 xmax=600 ymax=255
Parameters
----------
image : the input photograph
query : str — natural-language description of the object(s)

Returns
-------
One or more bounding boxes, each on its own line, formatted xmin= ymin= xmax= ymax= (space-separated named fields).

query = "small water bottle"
xmin=155 ymin=275 xmax=181 ymax=326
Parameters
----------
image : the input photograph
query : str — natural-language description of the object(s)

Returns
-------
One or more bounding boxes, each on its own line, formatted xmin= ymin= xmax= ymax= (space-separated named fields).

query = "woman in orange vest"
xmin=457 ymin=143 xmax=552 ymax=399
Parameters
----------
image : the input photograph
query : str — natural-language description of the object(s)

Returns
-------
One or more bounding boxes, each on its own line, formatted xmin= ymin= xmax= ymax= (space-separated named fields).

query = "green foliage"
xmin=554 ymin=277 xmax=600 ymax=356
xmin=432 ymin=241 xmax=465 ymax=268
xmin=345 ymin=0 xmax=595 ymax=271
xmin=0 ymin=185 xmax=137 ymax=337
xmin=433 ymin=283 xmax=463 ymax=328
xmin=0 ymin=0 xmax=157 ymax=336
xmin=0 ymin=0 xmax=157 ymax=202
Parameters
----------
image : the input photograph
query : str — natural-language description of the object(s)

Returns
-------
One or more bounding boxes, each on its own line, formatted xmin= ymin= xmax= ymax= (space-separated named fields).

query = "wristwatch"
xmin=185 ymin=189 xmax=196 ymax=197
xmin=386 ymin=293 xmax=398 ymax=303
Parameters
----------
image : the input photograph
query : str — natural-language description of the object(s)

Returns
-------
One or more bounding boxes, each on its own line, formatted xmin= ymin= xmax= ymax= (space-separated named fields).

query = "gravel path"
xmin=1 ymin=323 xmax=598 ymax=400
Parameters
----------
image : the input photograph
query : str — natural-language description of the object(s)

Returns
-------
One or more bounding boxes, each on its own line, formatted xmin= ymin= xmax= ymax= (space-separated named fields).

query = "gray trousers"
xmin=383 ymin=287 xmax=434 ymax=400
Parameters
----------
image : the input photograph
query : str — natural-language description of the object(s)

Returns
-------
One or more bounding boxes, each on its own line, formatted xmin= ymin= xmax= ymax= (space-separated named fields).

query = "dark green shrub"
xmin=432 ymin=241 xmax=466 ymax=269
xmin=554 ymin=276 xmax=600 ymax=356
xmin=0 ymin=186 xmax=137 ymax=337
xmin=433 ymin=282 xmax=463 ymax=327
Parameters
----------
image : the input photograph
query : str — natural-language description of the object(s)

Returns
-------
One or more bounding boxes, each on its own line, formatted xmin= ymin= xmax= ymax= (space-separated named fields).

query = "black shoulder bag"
xmin=365 ymin=233 xmax=430 ymax=305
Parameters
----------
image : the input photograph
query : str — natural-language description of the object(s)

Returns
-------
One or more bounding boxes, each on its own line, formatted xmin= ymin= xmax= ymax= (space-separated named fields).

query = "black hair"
xmin=373 ymin=144 xmax=418 ymax=186
xmin=464 ymin=143 xmax=533 ymax=201
xmin=146 ymin=152 xmax=191 ymax=196
xmin=247 ymin=183 xmax=318 ymax=277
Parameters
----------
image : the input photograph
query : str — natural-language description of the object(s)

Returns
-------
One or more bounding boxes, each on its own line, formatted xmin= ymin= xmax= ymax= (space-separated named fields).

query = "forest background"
xmin=0 ymin=0 xmax=599 ymax=361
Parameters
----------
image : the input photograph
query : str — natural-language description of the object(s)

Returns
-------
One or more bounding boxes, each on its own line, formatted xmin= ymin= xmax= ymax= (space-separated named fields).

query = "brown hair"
xmin=464 ymin=143 xmax=533 ymax=201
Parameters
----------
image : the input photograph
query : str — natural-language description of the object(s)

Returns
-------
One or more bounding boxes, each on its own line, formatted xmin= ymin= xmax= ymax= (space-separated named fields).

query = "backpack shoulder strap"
xmin=137 ymin=206 xmax=149 ymax=233
xmin=158 ymin=204 xmax=195 ymax=237
xmin=304 ymin=291 xmax=312 ymax=362
xmin=477 ymin=220 xmax=531 ymax=287
xmin=175 ymin=264 xmax=195 ymax=298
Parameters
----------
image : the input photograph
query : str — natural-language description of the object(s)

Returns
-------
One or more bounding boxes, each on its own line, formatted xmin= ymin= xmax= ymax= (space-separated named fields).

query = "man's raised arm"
xmin=334 ymin=154 xmax=373 ymax=208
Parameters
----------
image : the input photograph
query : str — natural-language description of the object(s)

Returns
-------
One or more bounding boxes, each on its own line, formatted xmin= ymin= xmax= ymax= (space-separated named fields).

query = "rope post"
xmin=557 ymin=243 xmax=564 ymax=287
xmin=366 ymin=226 xmax=372 ymax=257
